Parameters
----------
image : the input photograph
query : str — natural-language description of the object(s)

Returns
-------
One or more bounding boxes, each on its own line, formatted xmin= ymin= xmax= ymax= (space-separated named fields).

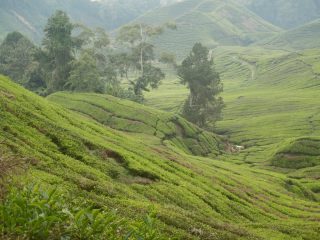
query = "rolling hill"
xmin=256 ymin=19 xmax=320 ymax=50
xmin=1 ymin=75 xmax=320 ymax=239
xmin=145 ymin=46 xmax=320 ymax=183
xmin=47 ymin=92 xmax=222 ymax=157
xmin=134 ymin=0 xmax=281 ymax=58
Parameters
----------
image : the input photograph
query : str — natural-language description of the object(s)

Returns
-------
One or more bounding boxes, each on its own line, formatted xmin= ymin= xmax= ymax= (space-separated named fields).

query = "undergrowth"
xmin=0 ymin=184 xmax=164 ymax=240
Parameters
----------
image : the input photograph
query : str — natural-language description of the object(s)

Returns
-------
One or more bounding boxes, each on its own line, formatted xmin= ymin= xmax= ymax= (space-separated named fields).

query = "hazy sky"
xmin=90 ymin=0 xmax=184 ymax=5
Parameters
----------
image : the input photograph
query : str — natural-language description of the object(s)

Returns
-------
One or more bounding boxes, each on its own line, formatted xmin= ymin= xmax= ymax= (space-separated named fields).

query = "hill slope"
xmin=0 ymin=0 xmax=165 ymax=42
xmin=257 ymin=19 xmax=320 ymax=50
xmin=246 ymin=0 xmax=320 ymax=29
xmin=47 ymin=92 xmax=222 ymax=157
xmin=1 ymin=76 xmax=320 ymax=239
xmin=145 ymin=46 xmax=320 ymax=181
xmin=135 ymin=0 xmax=281 ymax=58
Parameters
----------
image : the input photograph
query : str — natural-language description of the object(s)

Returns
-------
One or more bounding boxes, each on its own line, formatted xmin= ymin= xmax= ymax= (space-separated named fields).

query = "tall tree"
xmin=42 ymin=10 xmax=75 ymax=93
xmin=73 ymin=26 xmax=118 ymax=91
xmin=66 ymin=51 xmax=104 ymax=93
xmin=0 ymin=32 xmax=35 ymax=84
xmin=178 ymin=43 xmax=224 ymax=128
xmin=0 ymin=31 xmax=46 ymax=94
xmin=116 ymin=23 xmax=175 ymax=99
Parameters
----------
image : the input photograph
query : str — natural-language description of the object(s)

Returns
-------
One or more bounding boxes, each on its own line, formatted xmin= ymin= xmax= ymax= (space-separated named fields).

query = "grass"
xmin=0 ymin=75 xmax=319 ymax=239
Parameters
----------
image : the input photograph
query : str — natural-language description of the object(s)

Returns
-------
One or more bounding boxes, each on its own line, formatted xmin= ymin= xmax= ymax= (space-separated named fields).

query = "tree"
xmin=159 ymin=52 xmax=177 ymax=69
xmin=66 ymin=51 xmax=104 ymax=93
xmin=132 ymin=64 xmax=165 ymax=96
xmin=0 ymin=32 xmax=47 ymax=94
xmin=42 ymin=10 xmax=76 ymax=93
xmin=116 ymin=23 xmax=171 ymax=99
xmin=178 ymin=43 xmax=224 ymax=128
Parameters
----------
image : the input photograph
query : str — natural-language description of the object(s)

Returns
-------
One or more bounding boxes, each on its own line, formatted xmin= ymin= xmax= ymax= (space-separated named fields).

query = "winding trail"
xmin=231 ymin=55 xmax=257 ymax=82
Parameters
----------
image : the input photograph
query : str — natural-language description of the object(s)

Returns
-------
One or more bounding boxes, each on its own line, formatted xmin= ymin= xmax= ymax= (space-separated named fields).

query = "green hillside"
xmin=271 ymin=137 xmax=320 ymax=169
xmin=135 ymin=0 xmax=281 ymax=58
xmin=2 ymin=0 xmax=320 ymax=239
xmin=257 ymin=19 xmax=320 ymax=50
xmin=246 ymin=0 xmax=320 ymax=29
xmin=47 ymin=92 xmax=222 ymax=157
xmin=1 ymin=75 xmax=320 ymax=239
xmin=145 ymin=46 xmax=320 ymax=180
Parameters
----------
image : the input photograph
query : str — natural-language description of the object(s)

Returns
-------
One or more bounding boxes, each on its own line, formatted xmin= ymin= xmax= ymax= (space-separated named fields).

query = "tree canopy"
xmin=0 ymin=32 xmax=35 ymax=85
xmin=0 ymin=11 xmax=177 ymax=102
xmin=178 ymin=43 xmax=224 ymax=127
xmin=41 ymin=10 xmax=76 ymax=93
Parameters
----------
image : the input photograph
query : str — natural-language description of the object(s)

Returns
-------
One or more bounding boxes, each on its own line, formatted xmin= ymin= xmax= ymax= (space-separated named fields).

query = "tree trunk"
xmin=139 ymin=23 xmax=144 ymax=76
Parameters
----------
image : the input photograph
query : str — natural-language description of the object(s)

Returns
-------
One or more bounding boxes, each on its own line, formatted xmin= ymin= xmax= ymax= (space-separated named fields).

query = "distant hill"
xmin=0 ymin=0 xmax=166 ymax=42
xmin=257 ymin=19 xmax=320 ymax=50
xmin=2 ymin=0 xmax=320 ymax=45
xmin=135 ymin=0 xmax=281 ymax=58
xmin=246 ymin=0 xmax=320 ymax=29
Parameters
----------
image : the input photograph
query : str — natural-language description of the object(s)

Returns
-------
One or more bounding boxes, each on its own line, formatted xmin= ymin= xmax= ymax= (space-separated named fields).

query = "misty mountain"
xmin=2 ymin=0 xmax=320 ymax=44
xmin=246 ymin=0 xmax=320 ymax=29
xmin=0 ymin=0 xmax=177 ymax=42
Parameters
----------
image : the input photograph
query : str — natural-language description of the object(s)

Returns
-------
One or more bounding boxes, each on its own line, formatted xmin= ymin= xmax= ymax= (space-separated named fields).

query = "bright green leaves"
xmin=0 ymin=185 xmax=163 ymax=240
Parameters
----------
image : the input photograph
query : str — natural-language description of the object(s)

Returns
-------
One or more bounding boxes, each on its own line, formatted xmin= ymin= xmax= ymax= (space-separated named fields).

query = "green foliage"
xmin=116 ymin=23 xmax=168 ymax=99
xmin=127 ymin=211 xmax=165 ymax=240
xmin=0 ymin=32 xmax=45 ymax=92
xmin=159 ymin=52 xmax=177 ymax=69
xmin=0 ymin=184 xmax=164 ymax=240
xmin=0 ymin=10 xmax=174 ymax=100
xmin=133 ymin=64 xmax=165 ymax=97
xmin=178 ymin=43 xmax=224 ymax=127
xmin=144 ymin=45 xmax=320 ymax=195
xmin=1 ymin=60 xmax=320 ymax=239
xmin=271 ymin=138 xmax=320 ymax=169
xmin=66 ymin=51 xmax=104 ymax=93
xmin=41 ymin=10 xmax=75 ymax=93
xmin=47 ymin=92 xmax=221 ymax=157
xmin=0 ymin=0 xmax=167 ymax=42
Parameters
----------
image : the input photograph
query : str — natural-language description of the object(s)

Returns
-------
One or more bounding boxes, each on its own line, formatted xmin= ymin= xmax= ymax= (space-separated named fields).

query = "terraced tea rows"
xmin=1 ymin=76 xmax=319 ymax=239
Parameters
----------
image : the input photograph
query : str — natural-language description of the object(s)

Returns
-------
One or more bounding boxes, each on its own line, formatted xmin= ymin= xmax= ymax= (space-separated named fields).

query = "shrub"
xmin=0 ymin=185 xmax=165 ymax=239
xmin=0 ymin=185 xmax=123 ymax=239
xmin=126 ymin=211 xmax=166 ymax=240
xmin=0 ymin=142 xmax=26 ymax=198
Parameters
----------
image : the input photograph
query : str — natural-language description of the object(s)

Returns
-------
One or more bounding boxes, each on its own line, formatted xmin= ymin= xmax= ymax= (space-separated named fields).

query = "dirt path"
xmin=232 ymin=55 xmax=257 ymax=82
